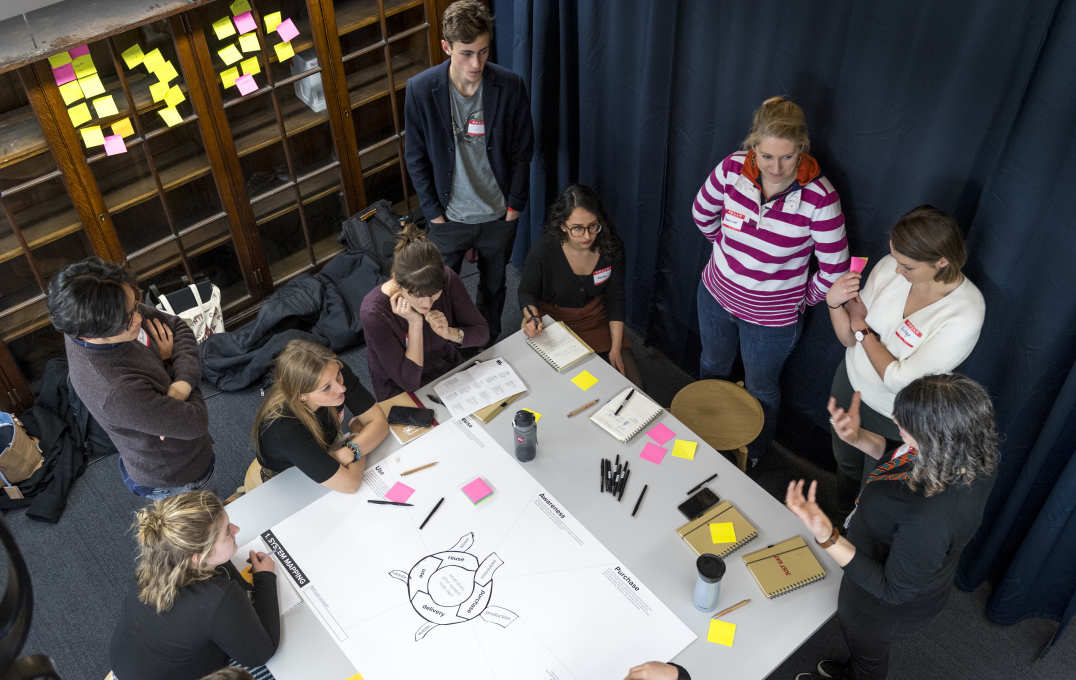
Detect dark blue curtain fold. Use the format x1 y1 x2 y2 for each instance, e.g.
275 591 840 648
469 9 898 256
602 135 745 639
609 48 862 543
492 0 1076 647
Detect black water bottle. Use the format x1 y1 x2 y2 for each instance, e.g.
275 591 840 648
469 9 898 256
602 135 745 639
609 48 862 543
512 410 537 462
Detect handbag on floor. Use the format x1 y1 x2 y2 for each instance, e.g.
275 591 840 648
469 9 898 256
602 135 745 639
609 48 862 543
0 412 43 488
149 281 225 343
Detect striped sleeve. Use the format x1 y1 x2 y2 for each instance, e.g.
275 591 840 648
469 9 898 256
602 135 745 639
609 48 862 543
804 177 849 305
692 161 727 244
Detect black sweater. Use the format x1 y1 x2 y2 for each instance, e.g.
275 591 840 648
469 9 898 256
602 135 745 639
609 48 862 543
517 233 626 322
110 562 280 679
839 466 996 634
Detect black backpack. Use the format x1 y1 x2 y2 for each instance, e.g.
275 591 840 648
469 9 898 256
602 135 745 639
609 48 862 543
338 200 425 275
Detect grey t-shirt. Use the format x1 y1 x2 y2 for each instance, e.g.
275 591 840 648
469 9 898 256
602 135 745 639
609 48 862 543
445 80 506 223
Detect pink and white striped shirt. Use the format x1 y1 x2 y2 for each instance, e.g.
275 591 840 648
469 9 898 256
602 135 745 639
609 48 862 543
693 151 849 326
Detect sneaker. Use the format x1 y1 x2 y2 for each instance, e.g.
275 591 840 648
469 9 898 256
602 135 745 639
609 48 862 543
816 658 849 679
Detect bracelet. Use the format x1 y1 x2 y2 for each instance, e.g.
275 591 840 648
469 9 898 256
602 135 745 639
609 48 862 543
345 440 361 462
826 301 845 309
816 525 840 548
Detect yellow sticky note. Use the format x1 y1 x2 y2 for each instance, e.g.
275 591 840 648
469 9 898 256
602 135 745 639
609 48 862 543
220 66 240 88
671 439 697 460
67 102 91 127
72 54 96 78
154 61 179 84
239 32 260 53
709 522 737 544
111 117 134 138
239 565 254 585
120 44 145 69
264 11 282 32
218 44 243 66
149 81 169 103
521 408 542 423
240 56 260 76
92 95 118 118
707 619 736 647
212 16 237 40
344 674 364 680
164 85 185 108
142 48 164 73
58 80 84 105
158 106 183 127
274 40 295 63
48 53 71 68
571 370 598 391
80 125 105 148
230 0 251 15
78 74 106 98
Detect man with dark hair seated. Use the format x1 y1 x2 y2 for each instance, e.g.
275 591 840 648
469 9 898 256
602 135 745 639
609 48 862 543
48 257 214 499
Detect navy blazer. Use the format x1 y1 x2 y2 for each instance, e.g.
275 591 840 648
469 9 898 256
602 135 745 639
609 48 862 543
404 60 534 222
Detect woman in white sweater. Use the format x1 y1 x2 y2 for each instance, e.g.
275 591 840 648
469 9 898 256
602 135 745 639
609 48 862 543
825 205 985 520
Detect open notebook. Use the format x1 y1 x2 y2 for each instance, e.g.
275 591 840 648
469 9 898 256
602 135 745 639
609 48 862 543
525 320 594 372
590 386 663 443
676 500 759 558
742 535 826 598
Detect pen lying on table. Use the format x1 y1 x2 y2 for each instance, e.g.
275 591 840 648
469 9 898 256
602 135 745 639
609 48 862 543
367 500 413 507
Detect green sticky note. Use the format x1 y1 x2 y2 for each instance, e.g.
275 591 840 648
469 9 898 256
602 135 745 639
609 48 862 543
220 66 240 88
229 0 251 15
238 32 260 53
80 125 105 148
274 40 295 63
67 102 92 127
707 619 736 647
72 54 96 79
58 80 84 105
142 48 164 73
520 408 542 422
149 81 169 103
212 16 237 40
218 44 243 66
78 74 106 98
671 439 697 460
120 44 145 69
240 56 260 76
263 11 282 32
92 94 118 117
709 522 737 544
48 52 72 68
158 106 183 127
164 85 185 108
571 370 598 391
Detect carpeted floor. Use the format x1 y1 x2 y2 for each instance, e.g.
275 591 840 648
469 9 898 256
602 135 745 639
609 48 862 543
5 262 1072 679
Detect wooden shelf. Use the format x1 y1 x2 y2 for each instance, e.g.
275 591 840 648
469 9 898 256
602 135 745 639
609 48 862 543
127 214 231 280
0 205 82 265
0 295 49 343
287 0 424 56
253 164 341 224
0 107 49 172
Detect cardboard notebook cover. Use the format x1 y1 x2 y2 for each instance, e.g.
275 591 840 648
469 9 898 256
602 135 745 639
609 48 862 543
377 392 435 445
525 320 594 372
742 535 826 598
676 500 759 558
471 391 525 423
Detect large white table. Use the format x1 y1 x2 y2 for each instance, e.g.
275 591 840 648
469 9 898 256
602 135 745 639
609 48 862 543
227 326 841 679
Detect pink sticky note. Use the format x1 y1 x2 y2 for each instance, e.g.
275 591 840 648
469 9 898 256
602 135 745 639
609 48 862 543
648 422 676 445
233 11 257 34
275 17 299 42
68 45 90 58
850 256 868 273
462 478 494 504
385 482 415 503
103 134 126 156
53 63 76 85
640 442 667 464
234 73 258 95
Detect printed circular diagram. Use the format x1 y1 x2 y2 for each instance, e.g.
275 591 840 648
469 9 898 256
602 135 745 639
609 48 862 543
389 532 518 640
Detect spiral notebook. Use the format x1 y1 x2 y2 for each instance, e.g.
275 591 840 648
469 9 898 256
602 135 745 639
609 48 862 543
589 386 663 443
742 535 826 598
525 320 594 372
676 500 759 558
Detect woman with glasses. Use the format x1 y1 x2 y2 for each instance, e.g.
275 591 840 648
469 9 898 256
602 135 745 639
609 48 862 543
518 184 641 384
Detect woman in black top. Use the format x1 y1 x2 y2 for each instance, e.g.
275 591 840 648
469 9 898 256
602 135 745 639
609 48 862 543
110 491 279 679
519 184 641 384
786 374 999 680
252 339 388 494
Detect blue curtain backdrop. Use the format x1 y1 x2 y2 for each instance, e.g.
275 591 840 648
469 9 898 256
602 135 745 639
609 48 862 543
492 0 1076 649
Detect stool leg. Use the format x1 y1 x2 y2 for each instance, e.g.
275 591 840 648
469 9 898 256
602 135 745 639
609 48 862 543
736 446 749 472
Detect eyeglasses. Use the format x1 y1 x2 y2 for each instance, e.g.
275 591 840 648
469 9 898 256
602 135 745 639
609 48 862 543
565 222 603 237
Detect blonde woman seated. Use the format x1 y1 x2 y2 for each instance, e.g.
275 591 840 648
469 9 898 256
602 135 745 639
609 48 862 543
252 339 388 494
109 491 278 679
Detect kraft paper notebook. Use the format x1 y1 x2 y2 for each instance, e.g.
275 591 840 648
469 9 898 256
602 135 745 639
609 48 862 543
377 392 435 445
742 535 826 598
589 386 663 443
676 500 759 558
525 320 594 372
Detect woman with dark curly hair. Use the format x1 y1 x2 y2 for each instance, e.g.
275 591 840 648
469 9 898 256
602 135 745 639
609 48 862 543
518 184 640 384
785 373 999 680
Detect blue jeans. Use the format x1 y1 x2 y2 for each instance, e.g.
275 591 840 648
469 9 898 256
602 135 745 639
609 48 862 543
696 281 803 461
118 456 214 501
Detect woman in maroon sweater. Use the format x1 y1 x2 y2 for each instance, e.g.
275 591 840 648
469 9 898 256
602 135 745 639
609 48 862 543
360 222 489 400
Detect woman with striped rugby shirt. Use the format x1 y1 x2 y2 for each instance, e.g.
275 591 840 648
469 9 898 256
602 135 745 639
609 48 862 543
693 96 849 466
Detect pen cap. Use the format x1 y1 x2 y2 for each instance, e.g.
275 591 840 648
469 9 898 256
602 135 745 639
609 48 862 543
696 554 726 583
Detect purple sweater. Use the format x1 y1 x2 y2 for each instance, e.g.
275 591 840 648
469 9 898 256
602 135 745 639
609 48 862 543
359 266 489 400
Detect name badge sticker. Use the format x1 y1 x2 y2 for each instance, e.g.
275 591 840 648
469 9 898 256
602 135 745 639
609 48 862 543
467 118 485 136
722 209 745 231
894 319 924 349
592 266 612 286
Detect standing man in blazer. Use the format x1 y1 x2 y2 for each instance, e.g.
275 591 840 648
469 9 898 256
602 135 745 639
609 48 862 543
405 0 534 343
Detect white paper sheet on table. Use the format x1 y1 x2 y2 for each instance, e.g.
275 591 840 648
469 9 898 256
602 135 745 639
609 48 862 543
231 537 303 614
432 357 527 418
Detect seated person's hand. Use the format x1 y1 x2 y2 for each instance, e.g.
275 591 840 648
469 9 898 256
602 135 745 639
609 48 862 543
424 309 455 341
609 347 626 375
249 550 276 574
625 661 679 680
521 306 543 337
166 380 192 401
146 318 174 360
390 292 423 323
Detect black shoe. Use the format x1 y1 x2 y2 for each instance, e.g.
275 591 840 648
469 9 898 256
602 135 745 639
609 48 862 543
816 658 849 679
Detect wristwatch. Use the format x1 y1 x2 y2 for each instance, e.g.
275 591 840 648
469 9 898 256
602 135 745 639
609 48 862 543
816 525 840 548
854 328 873 343
345 440 361 462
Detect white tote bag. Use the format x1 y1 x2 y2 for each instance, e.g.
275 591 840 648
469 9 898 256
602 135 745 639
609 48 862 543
155 283 225 344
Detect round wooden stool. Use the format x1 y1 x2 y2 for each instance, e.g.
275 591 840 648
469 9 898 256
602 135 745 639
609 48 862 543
670 379 764 471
